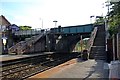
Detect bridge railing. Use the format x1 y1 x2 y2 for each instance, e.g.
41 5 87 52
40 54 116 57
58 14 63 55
86 27 98 53
14 28 43 36
50 24 93 34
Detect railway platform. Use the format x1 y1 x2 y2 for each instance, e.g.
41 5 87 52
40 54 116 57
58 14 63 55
0 52 53 62
29 58 109 79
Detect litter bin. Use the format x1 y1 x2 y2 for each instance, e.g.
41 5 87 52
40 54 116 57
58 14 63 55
82 50 88 60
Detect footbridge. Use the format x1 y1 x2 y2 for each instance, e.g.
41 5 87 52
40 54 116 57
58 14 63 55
9 24 94 54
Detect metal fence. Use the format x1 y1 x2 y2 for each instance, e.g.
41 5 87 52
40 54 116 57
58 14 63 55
14 29 43 36
112 33 120 60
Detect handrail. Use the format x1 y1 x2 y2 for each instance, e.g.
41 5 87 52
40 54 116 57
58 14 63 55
8 41 26 54
19 33 44 52
86 27 98 53
21 31 50 53
14 28 42 35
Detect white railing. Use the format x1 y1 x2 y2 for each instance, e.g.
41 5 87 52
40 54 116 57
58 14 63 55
15 28 42 35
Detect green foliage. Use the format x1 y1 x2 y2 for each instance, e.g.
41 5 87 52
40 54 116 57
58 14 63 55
19 26 32 30
74 39 89 52
108 14 120 36
108 1 120 36
94 17 104 25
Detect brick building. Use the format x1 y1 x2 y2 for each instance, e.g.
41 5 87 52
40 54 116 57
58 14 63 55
0 15 11 54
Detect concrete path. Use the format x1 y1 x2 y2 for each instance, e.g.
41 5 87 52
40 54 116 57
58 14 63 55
49 59 109 79
29 58 109 79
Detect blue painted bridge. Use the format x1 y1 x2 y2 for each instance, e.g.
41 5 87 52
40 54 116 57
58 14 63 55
9 24 94 54
14 24 93 36
51 24 93 34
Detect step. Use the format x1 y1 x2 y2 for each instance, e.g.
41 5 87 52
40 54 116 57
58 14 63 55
90 53 106 57
90 51 106 54
94 57 106 60
93 42 106 46
91 46 105 50
94 54 106 57
94 56 106 60
90 50 105 53
94 38 105 41
89 54 106 60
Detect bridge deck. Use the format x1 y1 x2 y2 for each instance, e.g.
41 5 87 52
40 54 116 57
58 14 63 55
15 24 93 36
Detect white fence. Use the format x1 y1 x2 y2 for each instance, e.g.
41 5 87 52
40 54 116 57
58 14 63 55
15 29 42 36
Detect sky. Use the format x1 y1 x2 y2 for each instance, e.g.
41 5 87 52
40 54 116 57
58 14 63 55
1 0 108 29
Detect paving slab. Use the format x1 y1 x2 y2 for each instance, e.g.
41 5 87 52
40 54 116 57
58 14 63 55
49 59 109 79
29 58 109 79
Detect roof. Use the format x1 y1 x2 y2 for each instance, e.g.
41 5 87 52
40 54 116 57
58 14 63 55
0 15 11 26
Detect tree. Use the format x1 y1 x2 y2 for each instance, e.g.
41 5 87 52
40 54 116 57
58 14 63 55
19 26 32 30
94 16 104 25
108 1 120 36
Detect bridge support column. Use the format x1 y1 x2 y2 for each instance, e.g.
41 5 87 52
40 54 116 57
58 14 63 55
45 34 56 52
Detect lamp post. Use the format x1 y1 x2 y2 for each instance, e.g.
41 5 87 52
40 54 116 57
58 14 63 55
104 0 111 60
53 20 58 28
80 35 83 52
90 16 95 24
40 18 43 29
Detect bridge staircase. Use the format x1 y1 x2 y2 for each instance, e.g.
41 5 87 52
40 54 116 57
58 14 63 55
8 31 50 54
88 24 106 60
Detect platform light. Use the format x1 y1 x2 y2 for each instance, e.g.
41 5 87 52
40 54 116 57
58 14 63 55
2 37 7 50
3 38 6 45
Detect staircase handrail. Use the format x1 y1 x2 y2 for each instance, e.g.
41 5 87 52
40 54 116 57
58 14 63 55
86 27 98 53
8 41 26 53
20 30 51 53
8 30 50 54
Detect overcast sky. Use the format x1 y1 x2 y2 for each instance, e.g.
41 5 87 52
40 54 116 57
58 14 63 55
1 0 107 29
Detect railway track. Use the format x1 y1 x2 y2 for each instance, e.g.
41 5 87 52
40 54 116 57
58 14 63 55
1 52 78 80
